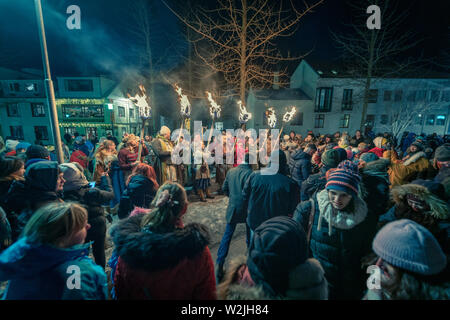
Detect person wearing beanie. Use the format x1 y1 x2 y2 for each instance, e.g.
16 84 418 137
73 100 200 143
368 137 389 159
60 162 114 269
289 143 316 188
243 150 300 232
110 182 216 300
378 180 450 254
350 130 365 148
300 148 342 201
364 219 449 300
388 139 435 187
2 161 65 241
433 144 450 199
25 144 51 168
333 147 349 162
217 216 328 300
294 160 377 299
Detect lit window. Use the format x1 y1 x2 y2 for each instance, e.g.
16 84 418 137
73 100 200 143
436 115 446 126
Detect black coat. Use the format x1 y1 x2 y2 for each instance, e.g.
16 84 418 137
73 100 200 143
222 164 253 224
300 166 328 201
289 150 312 187
118 174 157 219
242 171 300 230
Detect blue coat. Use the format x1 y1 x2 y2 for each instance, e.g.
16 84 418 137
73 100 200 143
0 238 108 300
289 150 312 187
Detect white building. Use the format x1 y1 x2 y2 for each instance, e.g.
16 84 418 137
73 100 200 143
246 60 450 138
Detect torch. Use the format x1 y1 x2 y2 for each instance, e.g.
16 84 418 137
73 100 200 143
128 84 151 163
260 107 277 155
205 91 221 149
275 106 297 148
238 100 252 131
174 84 191 143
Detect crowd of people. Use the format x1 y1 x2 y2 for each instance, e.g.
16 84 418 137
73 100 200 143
0 126 448 300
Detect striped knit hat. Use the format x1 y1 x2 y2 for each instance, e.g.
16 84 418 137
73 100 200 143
326 160 360 197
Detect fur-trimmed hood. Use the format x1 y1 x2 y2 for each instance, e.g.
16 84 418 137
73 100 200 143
110 213 210 272
403 151 427 166
392 184 449 220
218 256 328 300
361 158 390 174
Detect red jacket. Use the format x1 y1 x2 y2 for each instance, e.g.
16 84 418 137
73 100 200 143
70 150 88 168
111 214 216 300
368 147 384 158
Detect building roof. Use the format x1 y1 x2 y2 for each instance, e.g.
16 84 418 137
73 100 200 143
0 67 42 80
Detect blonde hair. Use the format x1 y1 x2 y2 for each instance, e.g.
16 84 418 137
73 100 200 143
22 202 88 246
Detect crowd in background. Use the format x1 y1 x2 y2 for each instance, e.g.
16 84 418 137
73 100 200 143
0 126 449 300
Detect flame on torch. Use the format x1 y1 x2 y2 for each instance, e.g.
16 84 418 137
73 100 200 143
128 84 151 119
206 91 221 119
238 100 252 123
266 107 277 128
283 106 297 123
175 84 191 118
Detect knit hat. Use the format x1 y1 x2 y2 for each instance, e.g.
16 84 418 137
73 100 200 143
74 136 85 144
360 152 379 163
321 149 340 168
15 142 31 151
372 219 447 276
334 147 348 162
373 137 387 149
434 144 450 162
411 141 424 151
160 126 171 136
283 135 290 141
5 139 19 152
247 216 307 296
326 160 361 197
26 145 50 160
59 162 89 191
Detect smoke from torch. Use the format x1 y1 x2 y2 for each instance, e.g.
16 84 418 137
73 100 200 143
238 100 252 123
128 84 151 119
206 91 221 119
175 84 191 117
266 107 277 128
283 106 297 123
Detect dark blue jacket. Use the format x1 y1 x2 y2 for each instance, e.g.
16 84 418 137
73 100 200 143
289 150 312 187
222 164 253 224
118 174 156 219
243 171 300 230
0 237 108 299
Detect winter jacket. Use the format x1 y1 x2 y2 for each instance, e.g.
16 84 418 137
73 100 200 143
0 237 108 300
110 214 216 300
300 166 329 201
118 174 157 219
293 189 375 300
70 150 89 169
350 136 365 148
289 150 312 187
222 164 254 224
218 256 328 300
0 207 11 252
388 151 436 187
242 171 300 230
401 132 416 154
24 158 48 169
118 146 148 172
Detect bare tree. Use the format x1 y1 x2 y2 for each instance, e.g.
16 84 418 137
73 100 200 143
331 0 424 132
162 0 324 104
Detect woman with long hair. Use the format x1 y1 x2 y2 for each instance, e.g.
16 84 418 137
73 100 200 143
110 182 216 299
0 202 108 299
93 139 117 185
118 163 159 219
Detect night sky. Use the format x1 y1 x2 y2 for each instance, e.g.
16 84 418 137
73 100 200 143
0 0 448 77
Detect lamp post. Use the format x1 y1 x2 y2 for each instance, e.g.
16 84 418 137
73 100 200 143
34 0 64 163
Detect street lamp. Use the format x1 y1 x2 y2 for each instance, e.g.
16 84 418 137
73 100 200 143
34 0 64 163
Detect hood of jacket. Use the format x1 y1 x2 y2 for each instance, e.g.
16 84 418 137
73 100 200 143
0 237 90 280
25 161 59 192
110 213 210 272
127 174 155 196
24 158 48 169
403 151 427 166
391 184 449 220
361 158 390 173
291 150 311 161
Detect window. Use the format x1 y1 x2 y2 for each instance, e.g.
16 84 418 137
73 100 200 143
442 91 450 102
25 83 37 92
416 90 427 101
415 114 424 125
342 89 353 110
429 90 440 102
426 115 435 126
64 127 77 135
368 89 378 103
340 114 350 128
64 79 93 92
291 112 303 126
129 108 134 119
7 103 20 117
380 114 389 125
384 90 392 101
31 103 45 117
394 90 403 101
436 115 446 126
366 115 375 127
10 126 24 139
62 105 104 119
86 127 98 139
118 106 125 118
315 114 325 128
9 83 20 92
315 87 333 112
407 90 416 102
34 126 49 140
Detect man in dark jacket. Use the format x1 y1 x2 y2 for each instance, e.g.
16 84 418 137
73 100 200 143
242 150 300 232
289 144 316 188
24 145 51 168
215 153 253 283
433 144 450 201
118 174 157 220
300 148 343 201
60 162 114 269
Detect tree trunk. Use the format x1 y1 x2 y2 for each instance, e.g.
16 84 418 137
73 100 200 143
359 30 376 132
239 0 247 107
